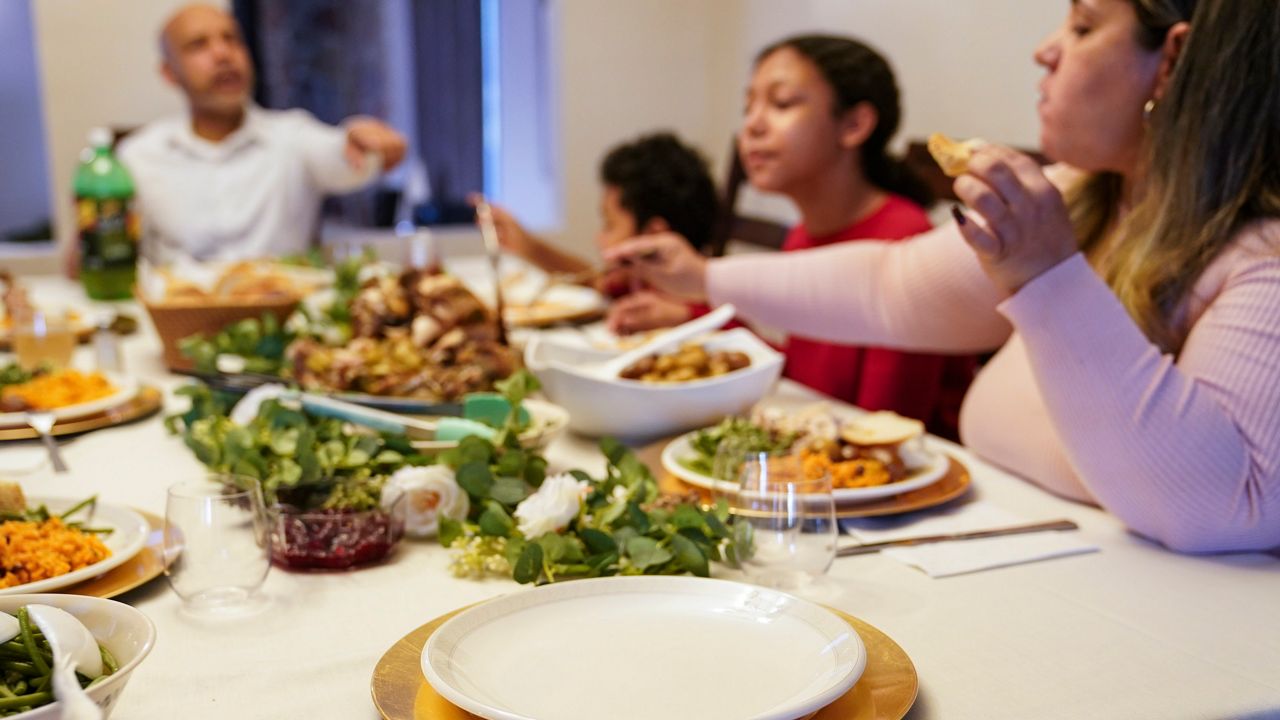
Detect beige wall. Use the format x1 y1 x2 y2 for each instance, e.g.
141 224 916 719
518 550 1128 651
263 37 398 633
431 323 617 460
30 1 1065 262
546 0 1064 249
32 0 219 259
549 0 742 259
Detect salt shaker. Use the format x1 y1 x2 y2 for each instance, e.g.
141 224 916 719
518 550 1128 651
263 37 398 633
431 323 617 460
93 318 123 373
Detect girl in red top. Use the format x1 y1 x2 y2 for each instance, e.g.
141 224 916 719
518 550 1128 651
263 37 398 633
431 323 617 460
741 34 974 438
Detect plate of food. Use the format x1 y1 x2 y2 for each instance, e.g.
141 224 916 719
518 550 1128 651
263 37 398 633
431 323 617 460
0 367 139 427
446 256 608 328
0 488 150 595
421 576 866 720
662 407 949 503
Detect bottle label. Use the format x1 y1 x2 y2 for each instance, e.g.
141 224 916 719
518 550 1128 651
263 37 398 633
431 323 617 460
78 196 139 270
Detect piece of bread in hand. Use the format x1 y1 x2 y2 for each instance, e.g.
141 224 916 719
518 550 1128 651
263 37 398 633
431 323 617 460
927 133 981 177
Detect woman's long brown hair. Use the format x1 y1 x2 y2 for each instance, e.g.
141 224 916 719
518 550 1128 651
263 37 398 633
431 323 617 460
1070 0 1280 352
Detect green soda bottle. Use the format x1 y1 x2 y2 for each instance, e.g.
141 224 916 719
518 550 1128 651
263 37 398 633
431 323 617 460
75 127 138 300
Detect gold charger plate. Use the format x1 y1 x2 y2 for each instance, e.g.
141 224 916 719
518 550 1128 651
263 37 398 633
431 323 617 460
371 604 917 720
63 510 165 599
640 440 971 519
0 385 163 440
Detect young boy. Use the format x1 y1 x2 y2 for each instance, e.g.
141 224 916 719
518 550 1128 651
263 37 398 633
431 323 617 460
483 132 719 333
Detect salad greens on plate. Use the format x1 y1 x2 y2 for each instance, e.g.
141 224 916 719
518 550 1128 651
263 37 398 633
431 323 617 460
680 416 799 477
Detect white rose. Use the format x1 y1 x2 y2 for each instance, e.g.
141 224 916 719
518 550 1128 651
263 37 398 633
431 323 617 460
386 465 470 538
514 473 590 539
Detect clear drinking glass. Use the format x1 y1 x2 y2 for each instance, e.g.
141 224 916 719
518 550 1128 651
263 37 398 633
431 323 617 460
164 476 270 616
710 435 758 507
728 452 836 591
12 308 75 369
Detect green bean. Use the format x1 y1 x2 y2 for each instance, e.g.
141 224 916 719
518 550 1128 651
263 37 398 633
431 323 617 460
100 644 118 675
57 495 97 520
0 662 36 676
0 608 111 715
14 609 47 677
0 690 52 711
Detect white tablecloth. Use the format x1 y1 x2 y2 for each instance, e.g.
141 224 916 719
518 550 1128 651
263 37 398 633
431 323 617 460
6 277 1280 720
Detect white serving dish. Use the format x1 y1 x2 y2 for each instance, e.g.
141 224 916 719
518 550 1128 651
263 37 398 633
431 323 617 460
0 498 149 595
524 328 784 439
0 593 156 719
422 576 865 720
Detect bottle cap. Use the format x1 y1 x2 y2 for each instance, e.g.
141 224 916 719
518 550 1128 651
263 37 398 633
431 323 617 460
87 127 113 149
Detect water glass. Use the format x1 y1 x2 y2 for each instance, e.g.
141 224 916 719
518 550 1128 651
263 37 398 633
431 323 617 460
12 308 75 369
728 452 836 590
164 476 270 616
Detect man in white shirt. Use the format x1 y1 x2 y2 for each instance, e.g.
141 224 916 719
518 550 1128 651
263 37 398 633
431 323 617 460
117 3 407 263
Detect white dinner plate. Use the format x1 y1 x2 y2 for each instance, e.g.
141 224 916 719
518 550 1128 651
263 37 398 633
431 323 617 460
422 576 866 720
662 429 949 503
0 496 149 595
445 256 608 328
0 372 139 427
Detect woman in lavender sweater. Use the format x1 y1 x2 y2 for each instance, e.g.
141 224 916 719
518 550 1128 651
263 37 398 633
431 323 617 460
607 0 1280 554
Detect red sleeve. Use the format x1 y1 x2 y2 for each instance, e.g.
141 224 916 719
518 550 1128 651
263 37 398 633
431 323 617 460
852 348 946 422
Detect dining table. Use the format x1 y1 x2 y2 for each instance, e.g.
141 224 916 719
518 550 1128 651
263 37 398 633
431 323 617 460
5 273 1280 720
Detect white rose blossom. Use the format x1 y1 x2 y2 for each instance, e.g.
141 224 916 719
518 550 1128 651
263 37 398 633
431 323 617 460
386 465 470 538
514 473 591 539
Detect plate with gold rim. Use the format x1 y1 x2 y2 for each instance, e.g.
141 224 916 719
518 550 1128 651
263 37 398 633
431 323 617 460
0 496 149 595
371 587 917 720
0 385 163 441
63 509 166 599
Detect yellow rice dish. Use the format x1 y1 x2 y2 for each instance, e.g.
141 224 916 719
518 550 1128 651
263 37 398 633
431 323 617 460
0 517 111 588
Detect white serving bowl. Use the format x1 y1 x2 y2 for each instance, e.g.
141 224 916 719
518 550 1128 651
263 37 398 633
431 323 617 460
525 327 784 439
0 594 156 719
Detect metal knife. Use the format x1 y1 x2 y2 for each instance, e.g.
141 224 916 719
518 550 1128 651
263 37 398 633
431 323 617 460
837 519 1079 557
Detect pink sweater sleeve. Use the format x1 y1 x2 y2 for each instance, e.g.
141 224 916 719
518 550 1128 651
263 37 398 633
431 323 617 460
1000 247 1280 553
706 223 1011 353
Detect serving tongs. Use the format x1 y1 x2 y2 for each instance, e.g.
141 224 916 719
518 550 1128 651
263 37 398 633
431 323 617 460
473 198 509 346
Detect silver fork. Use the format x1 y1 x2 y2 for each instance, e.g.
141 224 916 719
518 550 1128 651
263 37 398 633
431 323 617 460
25 411 69 473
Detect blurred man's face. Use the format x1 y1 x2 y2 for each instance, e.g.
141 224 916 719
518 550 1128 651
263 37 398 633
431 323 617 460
161 6 254 116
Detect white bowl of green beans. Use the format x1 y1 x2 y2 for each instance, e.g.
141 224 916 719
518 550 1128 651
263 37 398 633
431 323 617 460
0 594 155 718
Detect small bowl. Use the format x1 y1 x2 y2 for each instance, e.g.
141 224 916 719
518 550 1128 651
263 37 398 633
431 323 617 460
0 594 156 719
268 490 406 571
525 327 784 439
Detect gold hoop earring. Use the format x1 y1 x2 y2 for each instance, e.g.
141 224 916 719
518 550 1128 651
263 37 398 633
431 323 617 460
1143 99 1157 125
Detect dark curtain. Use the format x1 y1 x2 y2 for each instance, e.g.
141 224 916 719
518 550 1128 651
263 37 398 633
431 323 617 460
411 0 484 210
232 0 486 226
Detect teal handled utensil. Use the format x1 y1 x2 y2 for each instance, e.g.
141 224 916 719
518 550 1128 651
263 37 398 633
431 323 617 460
296 392 499 442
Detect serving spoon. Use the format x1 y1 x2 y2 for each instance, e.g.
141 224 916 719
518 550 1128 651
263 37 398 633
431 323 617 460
594 303 738 379
25 604 104 720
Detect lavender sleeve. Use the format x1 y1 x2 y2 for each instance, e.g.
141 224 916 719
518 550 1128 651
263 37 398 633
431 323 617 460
706 222 1011 353
1000 250 1280 553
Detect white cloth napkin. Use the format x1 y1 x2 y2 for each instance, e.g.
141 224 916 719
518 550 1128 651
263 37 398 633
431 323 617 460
840 500 1098 578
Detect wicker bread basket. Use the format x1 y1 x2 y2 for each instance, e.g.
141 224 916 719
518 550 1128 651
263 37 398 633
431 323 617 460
142 295 298 371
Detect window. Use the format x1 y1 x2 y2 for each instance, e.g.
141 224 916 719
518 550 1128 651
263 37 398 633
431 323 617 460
233 0 558 231
0 0 53 246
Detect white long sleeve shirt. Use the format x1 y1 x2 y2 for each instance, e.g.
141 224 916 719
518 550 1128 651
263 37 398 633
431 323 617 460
118 106 379 263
